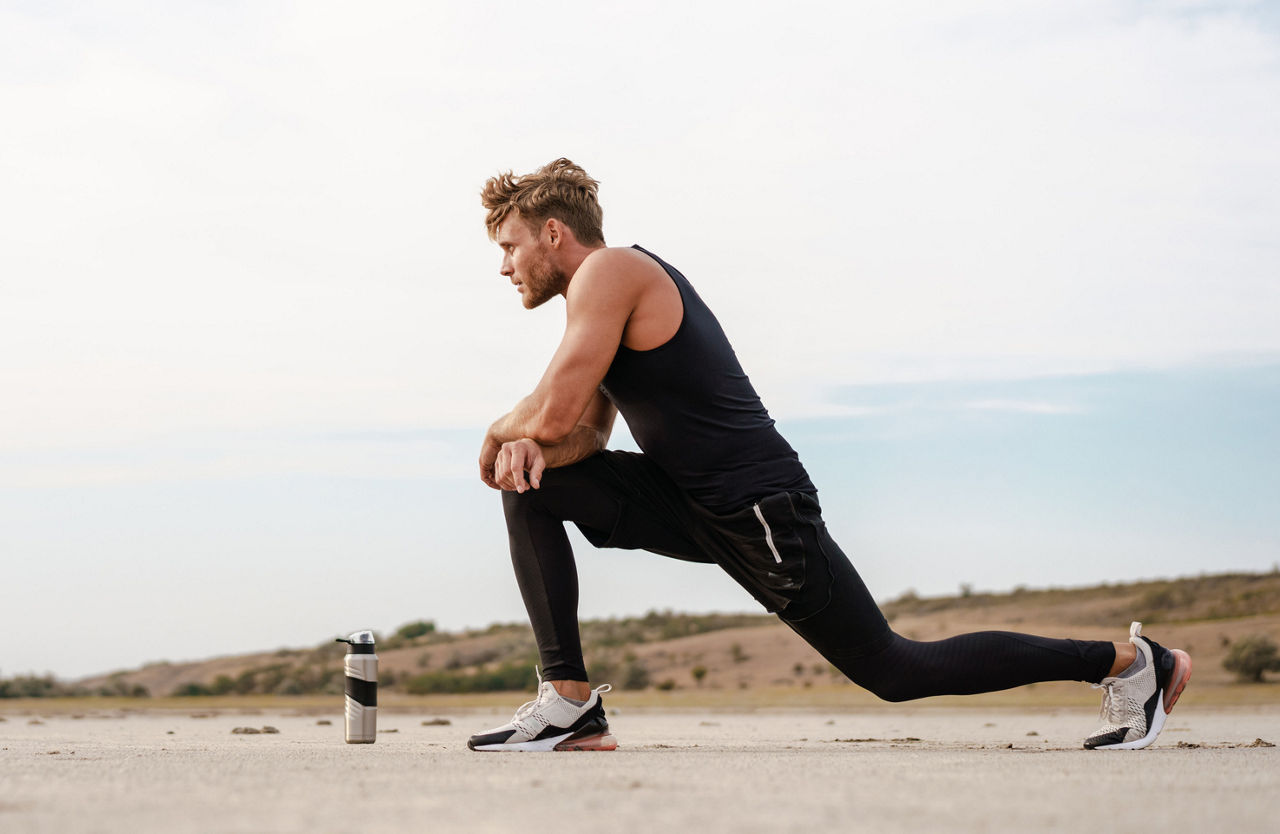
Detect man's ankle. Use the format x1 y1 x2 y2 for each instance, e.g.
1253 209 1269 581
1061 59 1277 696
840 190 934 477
1107 641 1137 677
550 679 591 702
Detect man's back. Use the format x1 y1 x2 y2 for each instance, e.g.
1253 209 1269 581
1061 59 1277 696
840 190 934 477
599 246 814 513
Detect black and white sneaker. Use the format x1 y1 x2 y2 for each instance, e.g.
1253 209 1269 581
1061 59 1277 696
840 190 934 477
1084 621 1192 750
467 675 617 752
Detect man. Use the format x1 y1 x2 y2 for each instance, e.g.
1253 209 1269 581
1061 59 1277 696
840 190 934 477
467 158 1192 753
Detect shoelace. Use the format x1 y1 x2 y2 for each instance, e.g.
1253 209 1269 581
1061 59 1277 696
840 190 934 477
510 667 548 722
508 672 613 726
1091 680 1122 725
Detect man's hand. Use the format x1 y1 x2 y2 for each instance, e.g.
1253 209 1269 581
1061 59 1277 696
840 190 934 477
494 438 546 493
479 435 501 490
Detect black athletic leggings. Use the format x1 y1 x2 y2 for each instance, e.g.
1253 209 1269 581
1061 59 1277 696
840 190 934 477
501 451 1114 700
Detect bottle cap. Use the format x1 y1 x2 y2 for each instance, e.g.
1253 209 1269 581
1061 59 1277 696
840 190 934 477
335 630 376 653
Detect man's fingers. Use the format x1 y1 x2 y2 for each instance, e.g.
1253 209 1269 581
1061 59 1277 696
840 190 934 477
509 444 529 493
495 447 512 488
491 439 546 493
479 456 500 490
529 453 546 490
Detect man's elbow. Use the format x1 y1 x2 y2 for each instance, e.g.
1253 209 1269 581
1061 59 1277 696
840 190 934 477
529 428 572 446
527 410 577 446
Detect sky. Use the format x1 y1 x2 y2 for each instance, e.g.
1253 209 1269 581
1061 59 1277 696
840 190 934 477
1 1 1278 680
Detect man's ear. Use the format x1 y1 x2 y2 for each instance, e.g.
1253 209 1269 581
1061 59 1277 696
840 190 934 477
544 218 561 249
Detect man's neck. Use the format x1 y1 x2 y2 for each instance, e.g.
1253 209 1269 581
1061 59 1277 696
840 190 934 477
559 243 609 287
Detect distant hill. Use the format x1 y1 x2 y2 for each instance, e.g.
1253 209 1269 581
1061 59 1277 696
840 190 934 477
71 571 1280 697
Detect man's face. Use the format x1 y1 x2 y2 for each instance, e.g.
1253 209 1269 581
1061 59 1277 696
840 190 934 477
496 214 565 310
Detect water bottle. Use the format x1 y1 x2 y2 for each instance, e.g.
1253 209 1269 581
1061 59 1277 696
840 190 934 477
336 630 377 743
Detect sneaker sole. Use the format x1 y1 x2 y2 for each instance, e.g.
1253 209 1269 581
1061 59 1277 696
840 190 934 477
470 731 619 752
554 732 617 751
1094 648 1192 751
1163 649 1192 713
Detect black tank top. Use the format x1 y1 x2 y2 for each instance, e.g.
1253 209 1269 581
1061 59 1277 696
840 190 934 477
599 246 816 513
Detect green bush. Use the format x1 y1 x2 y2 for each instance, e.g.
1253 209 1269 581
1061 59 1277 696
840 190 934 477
621 661 650 691
1223 635 1280 683
383 620 439 649
403 663 538 695
165 662 342 697
0 674 84 698
95 677 150 698
395 620 436 641
586 656 620 684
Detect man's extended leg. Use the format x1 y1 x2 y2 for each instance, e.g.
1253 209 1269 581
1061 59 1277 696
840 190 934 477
774 505 1191 747
779 514 1119 697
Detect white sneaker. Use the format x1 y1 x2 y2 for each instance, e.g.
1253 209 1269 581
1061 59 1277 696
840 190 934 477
467 673 617 752
1084 621 1192 750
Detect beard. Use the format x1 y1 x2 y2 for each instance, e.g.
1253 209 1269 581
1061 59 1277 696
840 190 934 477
519 247 567 309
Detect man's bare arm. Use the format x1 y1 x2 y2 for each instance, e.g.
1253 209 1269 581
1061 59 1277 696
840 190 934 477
486 250 642 447
484 392 616 492
539 392 617 467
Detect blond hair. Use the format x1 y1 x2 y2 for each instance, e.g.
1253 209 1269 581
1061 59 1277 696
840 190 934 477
481 158 605 246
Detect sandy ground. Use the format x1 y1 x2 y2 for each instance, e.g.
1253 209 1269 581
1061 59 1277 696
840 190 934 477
2 705 1278 833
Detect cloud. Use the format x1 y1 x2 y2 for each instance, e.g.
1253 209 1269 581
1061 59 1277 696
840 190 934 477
0 430 474 489
1 1 1277 453
962 399 1084 415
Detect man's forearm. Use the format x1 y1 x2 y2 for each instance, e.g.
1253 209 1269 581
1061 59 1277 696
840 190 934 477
486 401 532 445
483 416 605 479
487 396 544 446
538 424 607 468
485 389 615 480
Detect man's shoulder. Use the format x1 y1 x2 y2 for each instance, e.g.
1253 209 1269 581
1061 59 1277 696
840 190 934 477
569 246 668 300
579 245 662 274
